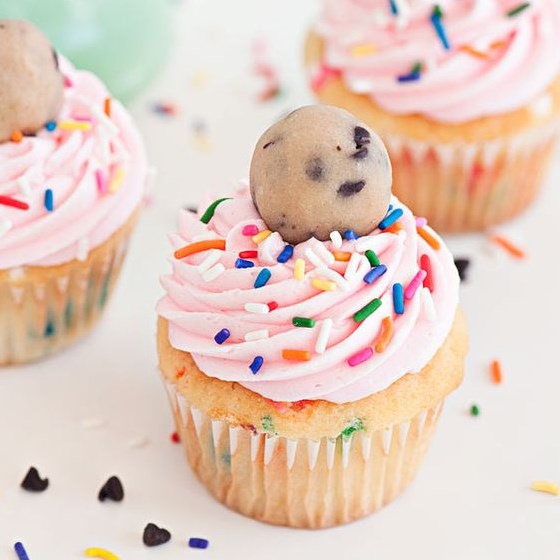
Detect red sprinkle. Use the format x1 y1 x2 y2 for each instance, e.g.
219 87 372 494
242 225 259 236
239 250 258 259
0 195 29 211
267 301 279 312
311 64 342 92
420 254 434 292
170 431 180 444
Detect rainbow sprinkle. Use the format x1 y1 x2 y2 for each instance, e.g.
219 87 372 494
267 301 279 311
0 195 29 211
59 120 92 131
315 318 333 354
44 188 54 212
430 4 451 50
353 298 382 323
245 302 269 314
389 0 398 15
365 249 380 267
490 359 503 384
348 347 374 367
277 244 294 263
174 239 226 259
417 227 441 250
530 481 559 496
490 234 525 259
311 278 337 291
214 329 230 345
109 168 125 193
239 250 258 259
330 230 343 248
378 208 403 230
404 269 427 300
235 258 254 269
344 229 358 240
363 264 387 284
375 317 394 353
507 3 530 17
254 268 271 288
351 43 377 57
242 224 259 236
252 229 272 244
45 120 57 132
333 250 352 262
95 169 108 194
249 356 264 374
393 283 404 314
189 538 210 550
292 317 316 328
14 542 30 560
200 197 231 224
420 254 434 291
294 258 306 280
282 349 311 361
85 548 120 560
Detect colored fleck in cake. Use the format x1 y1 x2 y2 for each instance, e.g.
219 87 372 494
157 106 468 528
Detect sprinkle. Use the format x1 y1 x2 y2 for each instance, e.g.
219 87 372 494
415 216 428 228
254 268 271 288
344 252 363 280
460 45 490 60
58 120 93 131
98 476 124 502
384 222 403 234
351 43 377 57
365 249 380 267
292 317 316 328
85 547 120 560
333 250 352 262
340 418 365 438
200 197 231 224
21 467 49 492
363 264 388 284
253 229 272 244
489 234 525 259
490 359 503 384
0 219 12 238
95 169 108 194
152 102 178 116
197 250 222 273
235 258 255 269
277 244 294 263
14 542 30 560
389 0 398 15
305 247 326 268
143 523 171 547
353 298 382 323
170 431 180 443
375 317 393 353
104 97 112 117
202 263 225 282
249 356 264 374
344 229 358 240
294 258 306 280
315 318 333 354
282 349 311 361
420 254 434 291
330 230 343 248
174 239 226 259
242 224 259 236
10 129 23 143
45 120 57 132
397 71 421 83
311 278 337 291
0 195 29 210
312 241 335 265
109 168 125 193
214 328 231 344
348 347 374 367
430 5 451 50
417 227 441 250
530 481 560 496
378 208 403 230
245 329 269 341
470 404 480 417
404 269 427 300
393 283 404 314
189 538 209 550
421 287 436 321
239 250 258 259
245 302 269 314
454 257 470 281
507 2 530 17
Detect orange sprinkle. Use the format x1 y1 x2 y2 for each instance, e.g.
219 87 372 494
490 234 525 259
417 227 441 250
10 129 23 143
490 40 507 50
174 239 226 260
175 367 186 380
332 250 352 262
374 317 393 353
104 97 112 117
384 222 403 234
460 45 489 59
490 360 503 384
282 349 311 362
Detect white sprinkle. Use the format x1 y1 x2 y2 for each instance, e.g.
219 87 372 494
312 240 335 265
422 288 436 321
316 267 350 292
244 329 269 342
355 238 377 252
16 176 32 197
530 93 552 118
304 247 325 269
197 250 222 274
77 237 89 262
81 417 105 429
0 219 12 238
244 302 269 314
128 436 150 449
329 231 343 249
344 252 363 280
315 318 333 354
202 263 225 282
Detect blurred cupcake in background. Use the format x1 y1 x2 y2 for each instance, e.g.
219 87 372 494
0 20 147 365
306 0 560 232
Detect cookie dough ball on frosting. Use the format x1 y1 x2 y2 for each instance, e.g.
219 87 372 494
0 20 64 142
250 105 392 245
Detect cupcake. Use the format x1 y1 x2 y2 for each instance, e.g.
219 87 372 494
306 0 560 232
157 106 468 528
0 21 147 364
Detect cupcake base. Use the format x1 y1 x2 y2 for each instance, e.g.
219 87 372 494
0 210 139 365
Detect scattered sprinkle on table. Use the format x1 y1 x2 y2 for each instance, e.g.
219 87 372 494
200 198 231 224
489 234 525 259
171 431 181 444
143 523 171 547
454 257 470 281
98 476 124 502
353 298 382 323
21 467 49 492
254 268 271 288
151 102 178 116
14 542 30 560
85 547 120 560
249 356 264 374
507 2 531 18
530 480 559 496
189 537 209 550
174 239 226 260
490 360 503 384
470 404 480 417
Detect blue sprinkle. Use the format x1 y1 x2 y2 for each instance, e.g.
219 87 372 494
344 229 358 240
45 121 57 132
254 268 271 288
277 244 294 263
378 208 403 230
44 320 55 338
249 356 264 375
387 204 393 212
393 283 404 314
14 542 30 560
214 328 230 345
363 264 388 284
389 0 398 15
44 188 54 212
397 72 421 83
431 9 451 50
189 538 209 550
235 258 254 269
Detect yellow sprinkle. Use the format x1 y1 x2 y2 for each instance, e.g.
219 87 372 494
351 43 377 57
311 278 337 292
294 258 305 280
58 121 93 131
109 167 125 193
252 229 272 244
85 547 120 560
530 481 560 496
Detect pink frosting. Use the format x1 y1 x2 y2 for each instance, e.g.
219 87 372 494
0 58 147 269
315 0 560 123
157 187 459 404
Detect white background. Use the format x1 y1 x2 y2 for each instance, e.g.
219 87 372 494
1 1 560 558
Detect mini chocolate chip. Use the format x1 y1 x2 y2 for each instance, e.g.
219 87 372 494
21 467 49 492
454 258 471 281
263 141 274 149
184 205 198 213
305 157 325 182
98 476 124 502
338 180 365 197
143 523 171 547
336 145 341 151
352 147 368 159
354 126 371 147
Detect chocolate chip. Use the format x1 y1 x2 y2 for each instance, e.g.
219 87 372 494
352 147 368 159
454 258 470 281
305 157 325 182
21 467 49 492
184 205 198 213
337 180 365 197
336 145 341 151
98 476 124 502
143 523 171 547
354 126 371 148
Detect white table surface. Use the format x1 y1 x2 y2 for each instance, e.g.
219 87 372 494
1 1 559 559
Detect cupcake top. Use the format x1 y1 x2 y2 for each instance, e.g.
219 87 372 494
0 21 147 270
314 0 560 123
158 106 459 404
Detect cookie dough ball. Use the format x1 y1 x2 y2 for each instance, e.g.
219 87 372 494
250 105 392 245
0 20 64 142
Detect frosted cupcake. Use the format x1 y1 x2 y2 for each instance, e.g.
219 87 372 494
0 21 147 364
157 106 468 528
306 0 560 232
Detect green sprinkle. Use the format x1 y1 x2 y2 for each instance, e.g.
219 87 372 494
365 249 380 267
353 298 382 323
470 404 480 417
433 4 443 18
340 418 365 439
410 61 423 75
292 317 316 328
262 415 276 434
200 197 231 224
507 2 530 17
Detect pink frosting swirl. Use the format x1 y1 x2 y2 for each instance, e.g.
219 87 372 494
157 187 459 404
315 0 560 123
0 58 147 269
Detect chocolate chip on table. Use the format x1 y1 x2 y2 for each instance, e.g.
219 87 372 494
98 475 125 502
143 523 171 547
21 467 49 492
454 258 471 281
